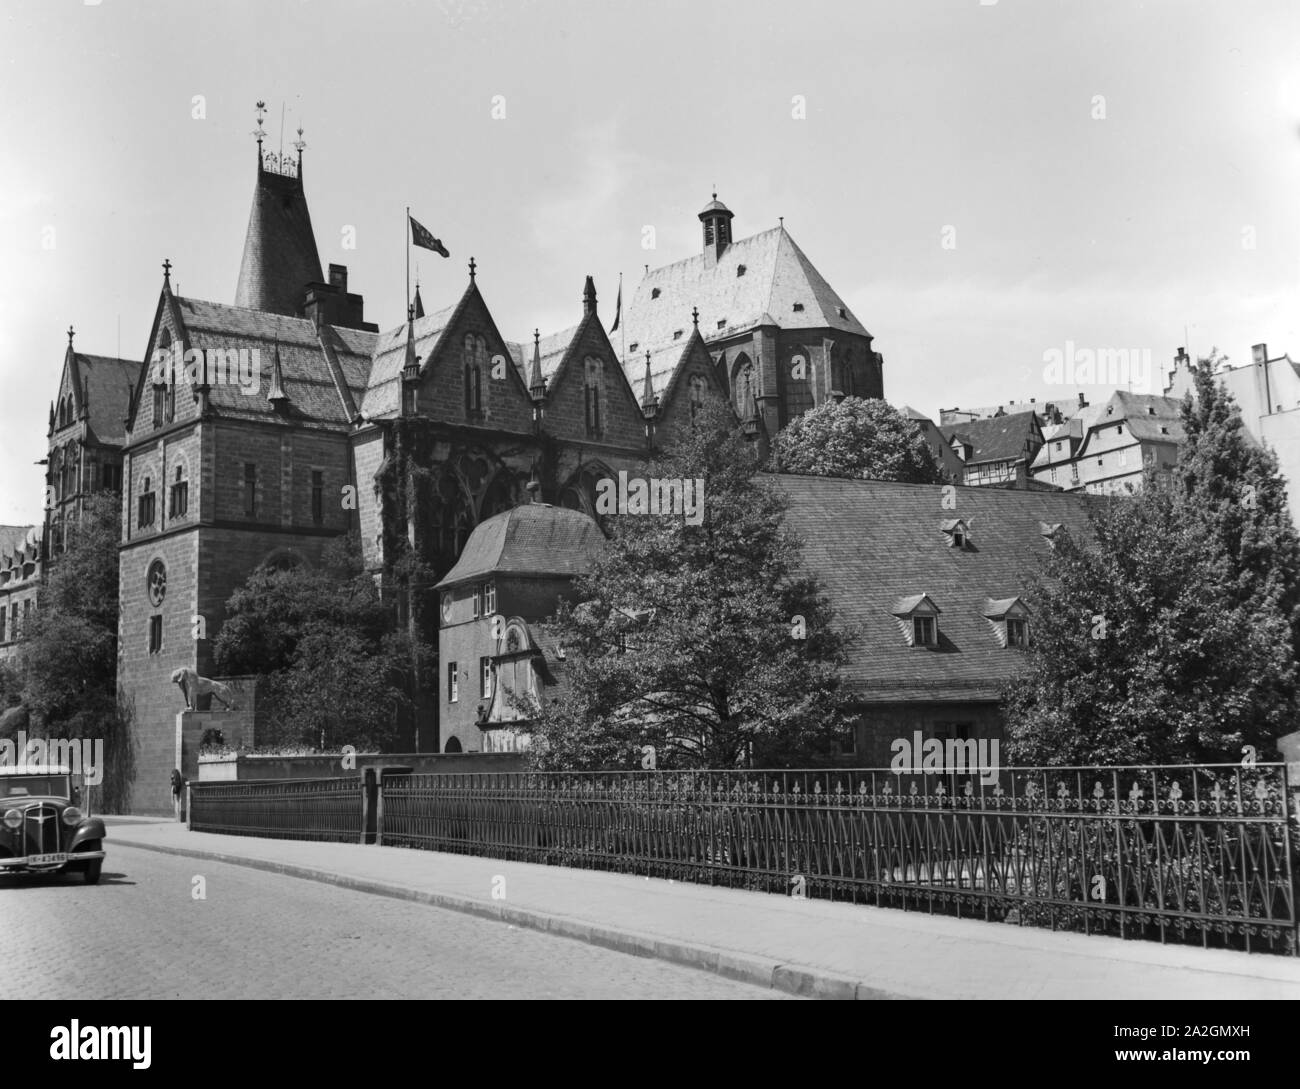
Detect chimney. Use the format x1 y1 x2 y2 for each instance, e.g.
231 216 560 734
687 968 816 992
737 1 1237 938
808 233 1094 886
1252 343 1268 365
1078 392 1086 408
329 264 348 292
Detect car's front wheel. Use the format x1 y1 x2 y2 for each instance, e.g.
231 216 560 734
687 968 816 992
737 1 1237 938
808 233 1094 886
76 841 103 885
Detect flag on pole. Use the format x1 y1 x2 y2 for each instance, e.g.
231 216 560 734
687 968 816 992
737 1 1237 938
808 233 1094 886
409 215 449 258
609 273 622 333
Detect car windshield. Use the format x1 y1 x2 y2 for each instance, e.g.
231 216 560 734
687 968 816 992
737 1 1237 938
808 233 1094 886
0 776 70 800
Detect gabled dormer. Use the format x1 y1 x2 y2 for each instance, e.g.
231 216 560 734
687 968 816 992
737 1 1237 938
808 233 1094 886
982 596 1032 648
891 593 941 647
940 517 972 549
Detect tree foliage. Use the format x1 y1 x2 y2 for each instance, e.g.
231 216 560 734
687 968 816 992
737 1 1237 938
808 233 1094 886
17 492 134 810
521 396 857 770
213 535 427 750
770 396 945 484
1005 358 1300 765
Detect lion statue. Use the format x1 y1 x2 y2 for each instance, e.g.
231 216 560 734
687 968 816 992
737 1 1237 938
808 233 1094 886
171 668 237 711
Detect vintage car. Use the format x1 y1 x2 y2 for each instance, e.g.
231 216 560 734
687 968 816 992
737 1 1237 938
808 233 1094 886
0 765 106 883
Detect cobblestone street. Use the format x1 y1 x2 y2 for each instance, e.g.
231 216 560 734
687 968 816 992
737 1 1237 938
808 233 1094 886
0 843 788 999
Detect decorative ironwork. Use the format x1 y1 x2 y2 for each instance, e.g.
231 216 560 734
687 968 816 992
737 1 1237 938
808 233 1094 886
190 777 362 843
260 149 298 178
376 764 1297 956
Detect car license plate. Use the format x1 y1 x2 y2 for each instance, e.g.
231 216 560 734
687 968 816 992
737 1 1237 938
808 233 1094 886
26 853 68 865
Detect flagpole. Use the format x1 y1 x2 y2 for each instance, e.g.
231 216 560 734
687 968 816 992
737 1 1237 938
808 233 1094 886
619 271 625 364
405 205 411 318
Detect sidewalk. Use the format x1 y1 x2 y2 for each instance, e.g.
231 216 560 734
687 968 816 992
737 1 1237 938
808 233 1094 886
103 816 1300 1000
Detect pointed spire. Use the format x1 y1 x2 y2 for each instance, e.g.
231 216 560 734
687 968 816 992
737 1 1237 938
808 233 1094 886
403 304 419 380
47 401 55 434
641 350 657 419
413 279 425 320
235 106 323 316
583 276 597 316
267 336 288 406
529 328 545 401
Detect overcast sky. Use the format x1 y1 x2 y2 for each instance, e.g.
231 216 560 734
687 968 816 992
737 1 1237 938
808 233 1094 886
1 0 1298 524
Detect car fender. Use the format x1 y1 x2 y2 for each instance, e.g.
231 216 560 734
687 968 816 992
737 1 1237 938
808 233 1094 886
68 818 106 850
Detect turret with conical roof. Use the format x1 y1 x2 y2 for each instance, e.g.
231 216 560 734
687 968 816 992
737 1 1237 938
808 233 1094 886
234 103 324 317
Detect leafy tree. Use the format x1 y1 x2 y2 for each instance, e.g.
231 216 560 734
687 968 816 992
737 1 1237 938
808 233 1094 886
770 396 945 483
213 535 427 750
1005 359 1300 765
1176 354 1300 653
18 492 134 810
521 396 856 770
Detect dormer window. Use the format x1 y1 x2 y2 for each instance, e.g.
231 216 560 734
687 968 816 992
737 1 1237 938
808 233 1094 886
792 302 805 313
941 518 971 548
891 593 941 648
673 330 683 340
736 264 747 277
1147 406 1155 415
983 597 1031 648
716 319 726 329
1039 521 1062 549
651 288 661 300
837 307 847 318
629 342 638 353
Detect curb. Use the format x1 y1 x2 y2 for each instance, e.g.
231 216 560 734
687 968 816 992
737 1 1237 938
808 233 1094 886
108 834 908 1000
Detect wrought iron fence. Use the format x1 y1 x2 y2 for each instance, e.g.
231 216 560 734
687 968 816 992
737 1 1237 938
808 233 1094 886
380 764 1297 955
190 777 363 843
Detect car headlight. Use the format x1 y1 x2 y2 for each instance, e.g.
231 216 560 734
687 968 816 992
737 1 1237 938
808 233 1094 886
61 806 82 826
2 809 20 830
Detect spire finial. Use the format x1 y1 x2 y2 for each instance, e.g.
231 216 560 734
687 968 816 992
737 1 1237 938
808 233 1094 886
691 306 699 328
469 256 477 281
408 303 415 322
293 122 306 156
67 325 75 348
253 100 267 148
162 258 172 284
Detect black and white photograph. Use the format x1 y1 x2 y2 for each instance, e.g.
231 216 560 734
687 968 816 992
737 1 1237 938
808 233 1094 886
1 0 1298 1048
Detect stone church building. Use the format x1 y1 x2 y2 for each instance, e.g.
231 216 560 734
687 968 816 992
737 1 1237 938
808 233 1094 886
14 118 876 811
102 123 876 811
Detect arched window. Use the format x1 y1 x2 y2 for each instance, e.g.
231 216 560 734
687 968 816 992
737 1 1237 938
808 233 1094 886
584 357 604 437
169 464 189 519
444 736 463 753
731 355 756 417
464 334 484 418
688 375 708 423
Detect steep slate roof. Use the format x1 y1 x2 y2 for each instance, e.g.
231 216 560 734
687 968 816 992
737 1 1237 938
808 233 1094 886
435 504 606 588
360 303 457 420
773 474 1094 701
620 226 868 377
0 526 35 558
234 158 324 317
73 354 142 443
171 297 374 426
940 409 1041 466
505 324 581 389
